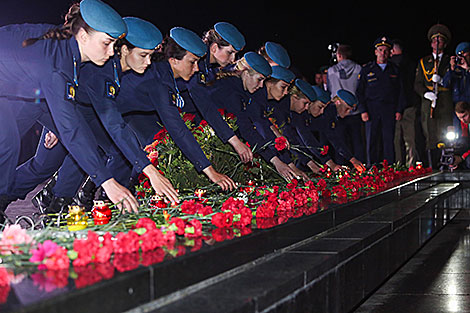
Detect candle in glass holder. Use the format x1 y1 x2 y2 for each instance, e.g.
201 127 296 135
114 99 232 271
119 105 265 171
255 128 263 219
92 200 112 225
66 205 88 231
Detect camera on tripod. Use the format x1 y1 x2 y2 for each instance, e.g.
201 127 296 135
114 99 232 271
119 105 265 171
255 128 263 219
438 126 465 171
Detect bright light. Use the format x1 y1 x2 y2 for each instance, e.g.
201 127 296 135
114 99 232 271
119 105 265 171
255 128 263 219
446 131 457 141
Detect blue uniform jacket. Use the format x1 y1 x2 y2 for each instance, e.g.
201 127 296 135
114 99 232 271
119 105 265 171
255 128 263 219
207 76 278 162
290 111 332 165
269 96 315 165
74 55 151 173
313 103 353 161
116 61 211 172
176 52 235 143
0 23 112 185
356 61 407 115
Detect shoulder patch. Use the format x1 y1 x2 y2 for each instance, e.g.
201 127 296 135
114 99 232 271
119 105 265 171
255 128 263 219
65 82 76 101
105 81 117 99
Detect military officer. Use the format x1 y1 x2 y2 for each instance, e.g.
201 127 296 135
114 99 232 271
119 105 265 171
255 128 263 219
414 24 453 168
357 36 406 166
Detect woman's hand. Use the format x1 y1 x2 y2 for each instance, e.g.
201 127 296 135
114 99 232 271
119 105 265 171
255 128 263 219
270 156 297 181
44 131 59 149
101 178 139 213
143 165 179 204
288 162 309 180
203 165 237 191
228 136 253 163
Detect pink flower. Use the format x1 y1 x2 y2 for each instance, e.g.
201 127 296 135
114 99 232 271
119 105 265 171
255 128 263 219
0 224 33 255
29 240 69 271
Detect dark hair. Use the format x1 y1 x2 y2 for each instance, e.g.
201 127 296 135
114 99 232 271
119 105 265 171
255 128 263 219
114 38 136 56
337 44 353 59
455 101 470 113
22 2 93 47
392 39 405 52
152 36 187 62
202 28 230 49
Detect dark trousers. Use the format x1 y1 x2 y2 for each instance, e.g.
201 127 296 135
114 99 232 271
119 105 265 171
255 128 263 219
365 112 396 166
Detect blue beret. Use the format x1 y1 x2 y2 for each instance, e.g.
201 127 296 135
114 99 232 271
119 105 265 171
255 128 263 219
271 66 295 83
123 17 162 50
244 52 272 77
337 89 357 107
456 42 470 55
294 79 316 102
80 0 126 39
374 36 392 48
312 85 330 104
214 22 245 51
265 42 291 68
170 27 206 57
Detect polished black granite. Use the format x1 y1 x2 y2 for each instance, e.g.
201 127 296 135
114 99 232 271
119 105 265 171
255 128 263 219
354 210 470 313
2 172 466 313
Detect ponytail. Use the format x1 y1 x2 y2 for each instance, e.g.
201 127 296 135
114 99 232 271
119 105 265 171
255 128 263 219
23 2 93 47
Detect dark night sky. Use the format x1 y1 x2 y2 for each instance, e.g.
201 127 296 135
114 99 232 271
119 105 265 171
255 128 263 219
1 0 468 81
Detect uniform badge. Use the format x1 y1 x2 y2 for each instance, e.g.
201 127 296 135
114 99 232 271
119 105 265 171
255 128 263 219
287 117 291 124
198 72 206 85
241 98 251 111
170 92 177 106
331 122 335 129
106 82 117 99
170 91 184 108
65 82 75 100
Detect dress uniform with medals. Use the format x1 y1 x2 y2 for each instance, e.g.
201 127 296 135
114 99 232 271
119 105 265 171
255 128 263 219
414 24 453 168
0 0 127 218
356 36 406 166
11 17 163 212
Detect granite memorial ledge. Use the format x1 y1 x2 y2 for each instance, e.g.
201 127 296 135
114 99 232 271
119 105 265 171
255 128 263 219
2 171 467 313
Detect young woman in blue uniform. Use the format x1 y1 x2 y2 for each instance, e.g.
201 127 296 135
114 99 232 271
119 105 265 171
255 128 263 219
293 86 366 172
208 52 299 180
253 66 309 179
266 77 325 174
117 27 237 191
11 16 179 214
0 0 146 220
176 22 253 164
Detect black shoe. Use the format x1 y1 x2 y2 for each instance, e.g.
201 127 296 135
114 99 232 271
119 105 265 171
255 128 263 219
43 196 74 215
0 195 13 226
32 174 58 210
74 177 97 208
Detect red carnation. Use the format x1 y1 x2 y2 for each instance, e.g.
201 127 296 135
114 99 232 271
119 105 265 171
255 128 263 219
182 113 195 122
274 136 288 151
135 217 157 232
169 217 186 235
320 145 329 156
211 212 233 228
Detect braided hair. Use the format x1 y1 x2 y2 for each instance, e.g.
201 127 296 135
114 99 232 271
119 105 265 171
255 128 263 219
22 2 93 47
